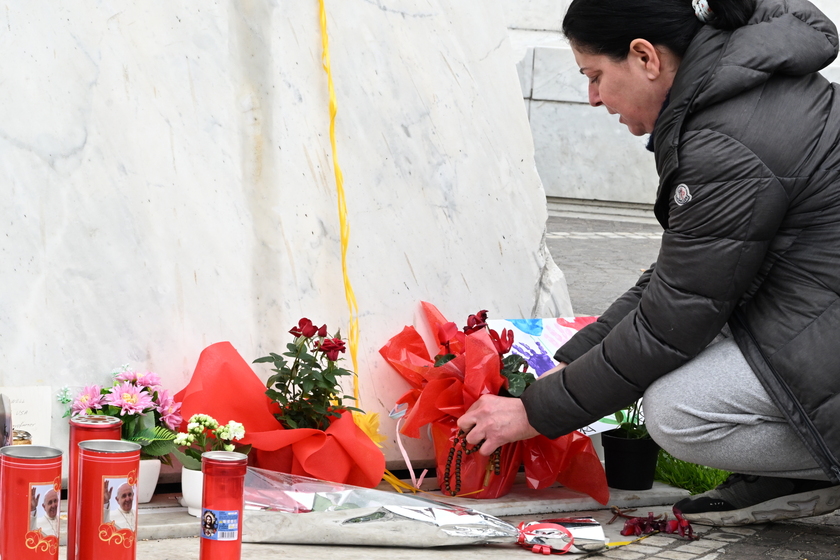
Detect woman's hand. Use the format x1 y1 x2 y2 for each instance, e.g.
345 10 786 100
456 394 539 456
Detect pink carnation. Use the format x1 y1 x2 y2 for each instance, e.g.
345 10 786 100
156 389 183 431
71 385 104 415
115 370 139 383
136 371 162 388
104 381 155 416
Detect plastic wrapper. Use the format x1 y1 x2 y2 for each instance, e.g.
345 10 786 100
380 302 609 503
241 468 607 553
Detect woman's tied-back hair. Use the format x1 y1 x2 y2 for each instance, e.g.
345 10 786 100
563 0 757 60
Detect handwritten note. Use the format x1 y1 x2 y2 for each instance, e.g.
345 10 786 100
0 386 53 446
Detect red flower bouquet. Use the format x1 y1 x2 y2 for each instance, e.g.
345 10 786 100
380 302 608 503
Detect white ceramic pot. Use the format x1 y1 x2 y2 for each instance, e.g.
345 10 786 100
137 458 162 503
180 466 204 517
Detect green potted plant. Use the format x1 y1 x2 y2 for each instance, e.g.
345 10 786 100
601 398 660 490
171 414 250 516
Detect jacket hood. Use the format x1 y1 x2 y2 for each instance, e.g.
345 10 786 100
652 0 839 222
694 0 837 110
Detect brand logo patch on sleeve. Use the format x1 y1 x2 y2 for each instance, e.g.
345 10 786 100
674 184 692 206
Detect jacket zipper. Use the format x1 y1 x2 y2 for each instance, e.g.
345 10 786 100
735 310 840 481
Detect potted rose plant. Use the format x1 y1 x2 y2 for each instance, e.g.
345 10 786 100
254 318 361 431
246 319 389 483
66 367 182 502
173 334 385 488
171 414 250 516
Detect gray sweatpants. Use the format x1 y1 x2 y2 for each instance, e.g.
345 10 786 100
643 336 829 481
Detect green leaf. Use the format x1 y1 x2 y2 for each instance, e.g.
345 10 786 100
236 444 252 456
507 377 526 397
253 356 277 363
434 354 456 367
258 330 367 432
499 354 535 397
124 425 177 446
139 412 157 432
171 447 202 471
302 379 315 394
141 439 176 457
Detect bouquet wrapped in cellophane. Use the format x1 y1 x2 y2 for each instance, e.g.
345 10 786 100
241 467 607 554
380 302 609 503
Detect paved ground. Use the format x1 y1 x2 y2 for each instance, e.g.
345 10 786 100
544 215 662 316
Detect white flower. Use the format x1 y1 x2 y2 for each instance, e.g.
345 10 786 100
223 443 235 452
173 433 190 446
187 422 201 434
188 413 218 429
226 421 245 441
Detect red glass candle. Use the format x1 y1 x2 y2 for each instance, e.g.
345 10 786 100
0 446 63 560
76 440 140 560
67 415 122 560
199 451 248 560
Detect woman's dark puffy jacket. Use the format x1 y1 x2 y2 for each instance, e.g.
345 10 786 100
521 0 840 482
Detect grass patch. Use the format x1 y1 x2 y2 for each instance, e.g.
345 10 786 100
655 450 730 495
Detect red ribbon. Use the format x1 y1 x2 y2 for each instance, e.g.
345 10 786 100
517 522 574 555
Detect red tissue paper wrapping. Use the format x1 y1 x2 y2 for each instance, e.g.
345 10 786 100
379 302 609 503
174 341 385 488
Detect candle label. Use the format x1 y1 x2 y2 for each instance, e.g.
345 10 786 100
200 508 239 541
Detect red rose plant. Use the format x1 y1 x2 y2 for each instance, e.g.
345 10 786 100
174 320 385 488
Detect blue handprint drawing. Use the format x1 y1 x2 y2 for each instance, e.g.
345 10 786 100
509 319 544 336
511 340 556 376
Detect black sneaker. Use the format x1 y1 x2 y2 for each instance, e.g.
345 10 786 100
673 474 840 526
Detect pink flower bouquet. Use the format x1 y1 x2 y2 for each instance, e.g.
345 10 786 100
68 367 182 463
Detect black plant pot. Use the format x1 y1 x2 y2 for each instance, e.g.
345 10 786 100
602 429 660 490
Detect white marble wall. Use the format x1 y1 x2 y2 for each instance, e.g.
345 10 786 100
499 0 570 31
506 0 840 206
0 0 572 466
